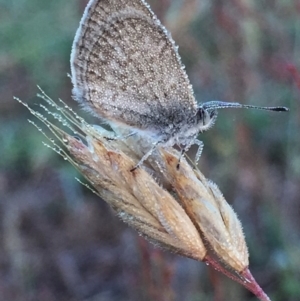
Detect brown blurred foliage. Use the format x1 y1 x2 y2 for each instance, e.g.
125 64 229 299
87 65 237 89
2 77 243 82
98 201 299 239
1 0 299 300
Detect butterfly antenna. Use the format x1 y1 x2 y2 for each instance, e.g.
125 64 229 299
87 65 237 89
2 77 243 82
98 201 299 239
202 101 289 112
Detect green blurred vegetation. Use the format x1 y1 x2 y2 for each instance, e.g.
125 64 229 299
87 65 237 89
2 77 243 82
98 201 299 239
0 0 299 300
0 0 77 89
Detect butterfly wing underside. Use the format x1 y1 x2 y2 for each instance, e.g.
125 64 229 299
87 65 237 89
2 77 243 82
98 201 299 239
71 0 197 133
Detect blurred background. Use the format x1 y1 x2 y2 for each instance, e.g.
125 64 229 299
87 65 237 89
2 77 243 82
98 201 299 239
0 0 299 300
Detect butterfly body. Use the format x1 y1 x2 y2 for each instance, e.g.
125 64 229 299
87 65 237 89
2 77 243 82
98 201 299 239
71 0 288 167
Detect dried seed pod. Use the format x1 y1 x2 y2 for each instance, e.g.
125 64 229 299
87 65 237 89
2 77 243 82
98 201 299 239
64 132 207 262
16 92 273 301
160 150 248 272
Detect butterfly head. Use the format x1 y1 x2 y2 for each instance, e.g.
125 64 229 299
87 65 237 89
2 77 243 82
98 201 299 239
196 106 218 132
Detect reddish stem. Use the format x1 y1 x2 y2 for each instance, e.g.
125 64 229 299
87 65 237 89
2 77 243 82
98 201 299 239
204 255 271 301
241 269 271 301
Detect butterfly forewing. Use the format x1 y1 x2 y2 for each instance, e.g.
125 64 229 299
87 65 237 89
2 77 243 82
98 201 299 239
70 0 197 133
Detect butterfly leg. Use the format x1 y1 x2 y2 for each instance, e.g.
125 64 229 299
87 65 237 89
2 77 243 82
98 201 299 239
103 131 136 142
176 139 204 169
176 139 195 169
130 140 160 172
120 131 137 140
194 139 204 164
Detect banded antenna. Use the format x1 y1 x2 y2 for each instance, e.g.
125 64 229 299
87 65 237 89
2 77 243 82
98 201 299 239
202 101 289 112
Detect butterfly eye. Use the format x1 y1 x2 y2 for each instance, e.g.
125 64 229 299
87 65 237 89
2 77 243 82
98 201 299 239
209 110 216 119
